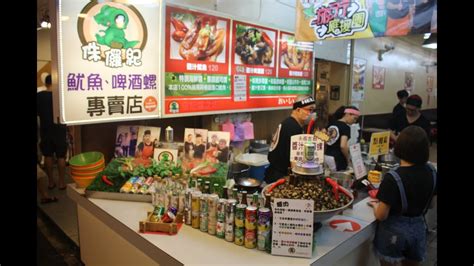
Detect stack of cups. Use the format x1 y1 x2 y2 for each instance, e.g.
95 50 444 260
225 199 237 242
199 194 209 232
257 207 272 251
216 199 227 238
207 194 219 235
234 203 247 246
191 191 202 229
244 206 258 248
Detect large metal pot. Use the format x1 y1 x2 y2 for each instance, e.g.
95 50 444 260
330 171 355 189
261 182 354 223
378 152 400 165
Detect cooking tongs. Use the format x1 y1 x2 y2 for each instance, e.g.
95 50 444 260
325 177 352 201
267 178 286 193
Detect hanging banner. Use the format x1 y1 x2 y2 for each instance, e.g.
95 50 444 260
295 0 437 41
57 0 162 125
404 72 415 93
351 58 366 102
163 8 313 116
372 65 385 89
426 75 434 105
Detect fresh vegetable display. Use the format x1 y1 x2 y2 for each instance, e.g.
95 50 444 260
86 156 183 193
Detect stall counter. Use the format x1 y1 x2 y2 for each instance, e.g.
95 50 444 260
67 184 379 266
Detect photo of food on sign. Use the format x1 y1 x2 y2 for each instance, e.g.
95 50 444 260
234 24 275 66
280 33 312 71
78 2 147 61
169 11 227 62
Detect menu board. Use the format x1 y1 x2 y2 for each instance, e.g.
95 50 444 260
164 6 231 115
163 5 314 117
272 198 314 258
349 143 367 180
57 0 162 125
278 31 313 79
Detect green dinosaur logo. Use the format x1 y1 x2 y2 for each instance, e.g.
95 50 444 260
94 5 139 49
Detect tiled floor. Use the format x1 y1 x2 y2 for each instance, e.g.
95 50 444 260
37 142 437 265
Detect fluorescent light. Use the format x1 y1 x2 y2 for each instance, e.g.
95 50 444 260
422 33 437 49
423 43 437 49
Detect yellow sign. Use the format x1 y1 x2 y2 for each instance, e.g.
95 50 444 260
369 131 390 156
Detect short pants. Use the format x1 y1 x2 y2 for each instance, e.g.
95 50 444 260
39 127 67 158
373 215 427 263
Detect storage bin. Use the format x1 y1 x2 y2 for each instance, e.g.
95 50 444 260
234 153 269 181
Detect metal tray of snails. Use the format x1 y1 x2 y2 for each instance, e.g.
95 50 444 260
262 176 354 223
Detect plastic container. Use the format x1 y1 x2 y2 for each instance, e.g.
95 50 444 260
72 174 96 188
69 151 104 167
249 142 269 154
235 153 269 181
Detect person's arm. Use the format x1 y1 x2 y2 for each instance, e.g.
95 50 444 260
368 200 391 221
390 130 398 142
340 135 350 165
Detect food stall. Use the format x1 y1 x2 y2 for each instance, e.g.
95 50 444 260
52 1 389 265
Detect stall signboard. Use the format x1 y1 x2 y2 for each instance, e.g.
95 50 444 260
296 0 437 41
272 198 314 258
369 131 390 156
290 134 324 165
163 6 313 116
57 0 162 125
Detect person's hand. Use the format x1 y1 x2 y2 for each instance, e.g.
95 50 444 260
367 200 379 208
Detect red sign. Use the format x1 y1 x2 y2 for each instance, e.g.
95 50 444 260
231 21 277 77
329 219 361 232
165 6 231 75
278 31 313 79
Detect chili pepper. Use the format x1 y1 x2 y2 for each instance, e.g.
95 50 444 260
171 17 188 33
197 166 217 175
267 178 286 193
261 32 273 48
102 175 114 186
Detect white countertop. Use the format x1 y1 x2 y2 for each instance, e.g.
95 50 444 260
68 185 376 266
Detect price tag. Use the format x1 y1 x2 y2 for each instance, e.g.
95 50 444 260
271 198 314 258
233 75 247 102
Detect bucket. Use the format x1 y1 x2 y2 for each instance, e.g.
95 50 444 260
249 164 269 181
234 153 269 181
